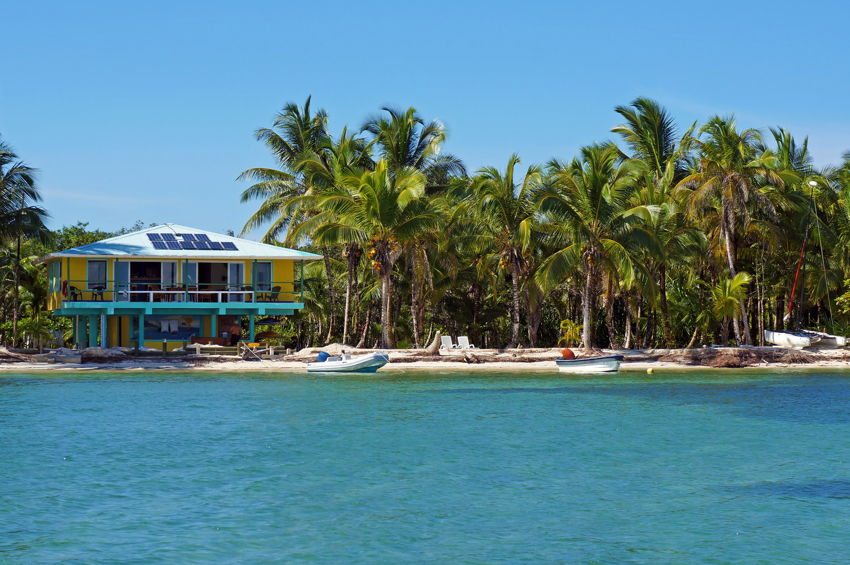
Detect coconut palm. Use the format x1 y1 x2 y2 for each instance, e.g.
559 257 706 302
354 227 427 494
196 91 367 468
0 140 49 346
713 272 752 344
613 98 701 346
362 106 465 190
239 96 331 242
238 96 348 342
677 116 784 345
292 129 374 344
307 160 441 348
536 143 654 350
470 154 541 347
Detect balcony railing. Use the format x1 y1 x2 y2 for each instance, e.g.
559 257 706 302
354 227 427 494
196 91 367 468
62 280 303 303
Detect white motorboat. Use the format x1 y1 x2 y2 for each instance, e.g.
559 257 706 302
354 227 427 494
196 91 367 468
555 354 623 374
798 329 847 348
307 351 390 373
763 330 821 349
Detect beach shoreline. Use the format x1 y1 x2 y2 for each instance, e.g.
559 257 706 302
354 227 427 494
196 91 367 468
3 346 850 373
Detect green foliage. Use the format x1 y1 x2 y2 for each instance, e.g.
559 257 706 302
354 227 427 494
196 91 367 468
557 320 581 346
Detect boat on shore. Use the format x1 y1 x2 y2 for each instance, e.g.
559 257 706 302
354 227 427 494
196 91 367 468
798 329 847 348
763 330 821 349
555 354 623 374
307 351 390 373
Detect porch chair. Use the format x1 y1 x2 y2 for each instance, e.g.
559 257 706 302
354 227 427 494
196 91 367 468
263 286 282 302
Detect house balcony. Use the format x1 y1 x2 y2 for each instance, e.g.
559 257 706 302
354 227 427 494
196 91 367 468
55 280 305 317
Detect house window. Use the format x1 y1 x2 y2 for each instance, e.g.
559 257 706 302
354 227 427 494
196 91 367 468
254 262 272 292
162 261 178 287
87 260 107 290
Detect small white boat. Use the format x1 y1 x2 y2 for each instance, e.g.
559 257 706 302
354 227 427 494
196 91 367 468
764 330 821 349
307 351 390 373
798 329 847 348
555 354 623 374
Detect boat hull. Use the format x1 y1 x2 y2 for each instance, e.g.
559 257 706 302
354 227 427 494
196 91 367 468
555 355 623 374
798 330 847 348
763 330 819 349
307 352 390 373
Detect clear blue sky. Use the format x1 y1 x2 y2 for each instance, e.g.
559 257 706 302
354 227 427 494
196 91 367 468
3 0 848 235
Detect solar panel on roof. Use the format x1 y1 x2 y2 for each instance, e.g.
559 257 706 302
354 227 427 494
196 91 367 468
162 233 177 241
194 241 210 250
152 241 168 250
180 241 195 249
222 242 238 250
208 241 223 250
179 233 196 241
195 234 211 242
166 241 181 250
147 233 163 241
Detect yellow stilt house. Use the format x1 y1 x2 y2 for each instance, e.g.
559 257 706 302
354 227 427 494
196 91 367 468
40 224 321 350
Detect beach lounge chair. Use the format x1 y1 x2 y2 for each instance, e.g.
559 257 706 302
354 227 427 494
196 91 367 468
440 335 458 349
457 336 476 349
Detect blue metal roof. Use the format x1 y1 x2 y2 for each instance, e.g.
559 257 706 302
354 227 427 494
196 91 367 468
45 224 322 260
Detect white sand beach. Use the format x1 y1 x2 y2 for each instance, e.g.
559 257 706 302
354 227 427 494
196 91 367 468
3 345 850 373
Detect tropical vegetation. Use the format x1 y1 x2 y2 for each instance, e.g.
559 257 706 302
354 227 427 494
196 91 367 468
5 96 850 353
239 96 850 350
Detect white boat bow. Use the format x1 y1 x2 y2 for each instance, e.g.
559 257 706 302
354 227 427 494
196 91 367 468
307 351 390 373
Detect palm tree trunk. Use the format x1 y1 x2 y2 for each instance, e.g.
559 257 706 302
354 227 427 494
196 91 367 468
658 263 674 347
581 260 595 351
411 284 421 348
526 301 542 347
342 266 353 345
341 244 360 345
722 216 752 344
471 283 482 347
604 276 619 349
380 270 395 349
12 233 21 347
410 252 421 349
321 246 336 344
509 269 521 348
686 325 700 349
356 302 372 348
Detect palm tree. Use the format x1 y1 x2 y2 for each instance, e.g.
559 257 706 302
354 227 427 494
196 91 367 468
363 107 465 344
612 98 702 346
307 160 441 348
362 107 465 189
677 116 784 345
612 97 680 175
536 143 653 350
713 273 752 344
470 154 541 348
238 97 345 342
0 139 49 346
293 129 374 344
239 96 331 242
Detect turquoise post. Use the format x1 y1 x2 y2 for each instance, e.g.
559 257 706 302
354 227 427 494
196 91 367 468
88 316 97 349
249 314 255 342
210 315 217 339
137 313 144 350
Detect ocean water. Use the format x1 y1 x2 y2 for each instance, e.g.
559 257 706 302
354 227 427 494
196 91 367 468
2 369 849 564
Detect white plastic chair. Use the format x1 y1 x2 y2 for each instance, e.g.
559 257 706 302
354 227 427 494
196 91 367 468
440 335 457 349
457 336 476 349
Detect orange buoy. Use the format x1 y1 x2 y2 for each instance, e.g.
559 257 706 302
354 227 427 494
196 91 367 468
561 348 575 360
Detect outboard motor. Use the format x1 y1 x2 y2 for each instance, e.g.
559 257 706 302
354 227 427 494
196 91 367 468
316 351 330 362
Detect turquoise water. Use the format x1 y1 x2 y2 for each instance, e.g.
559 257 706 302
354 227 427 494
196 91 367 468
2 369 850 564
